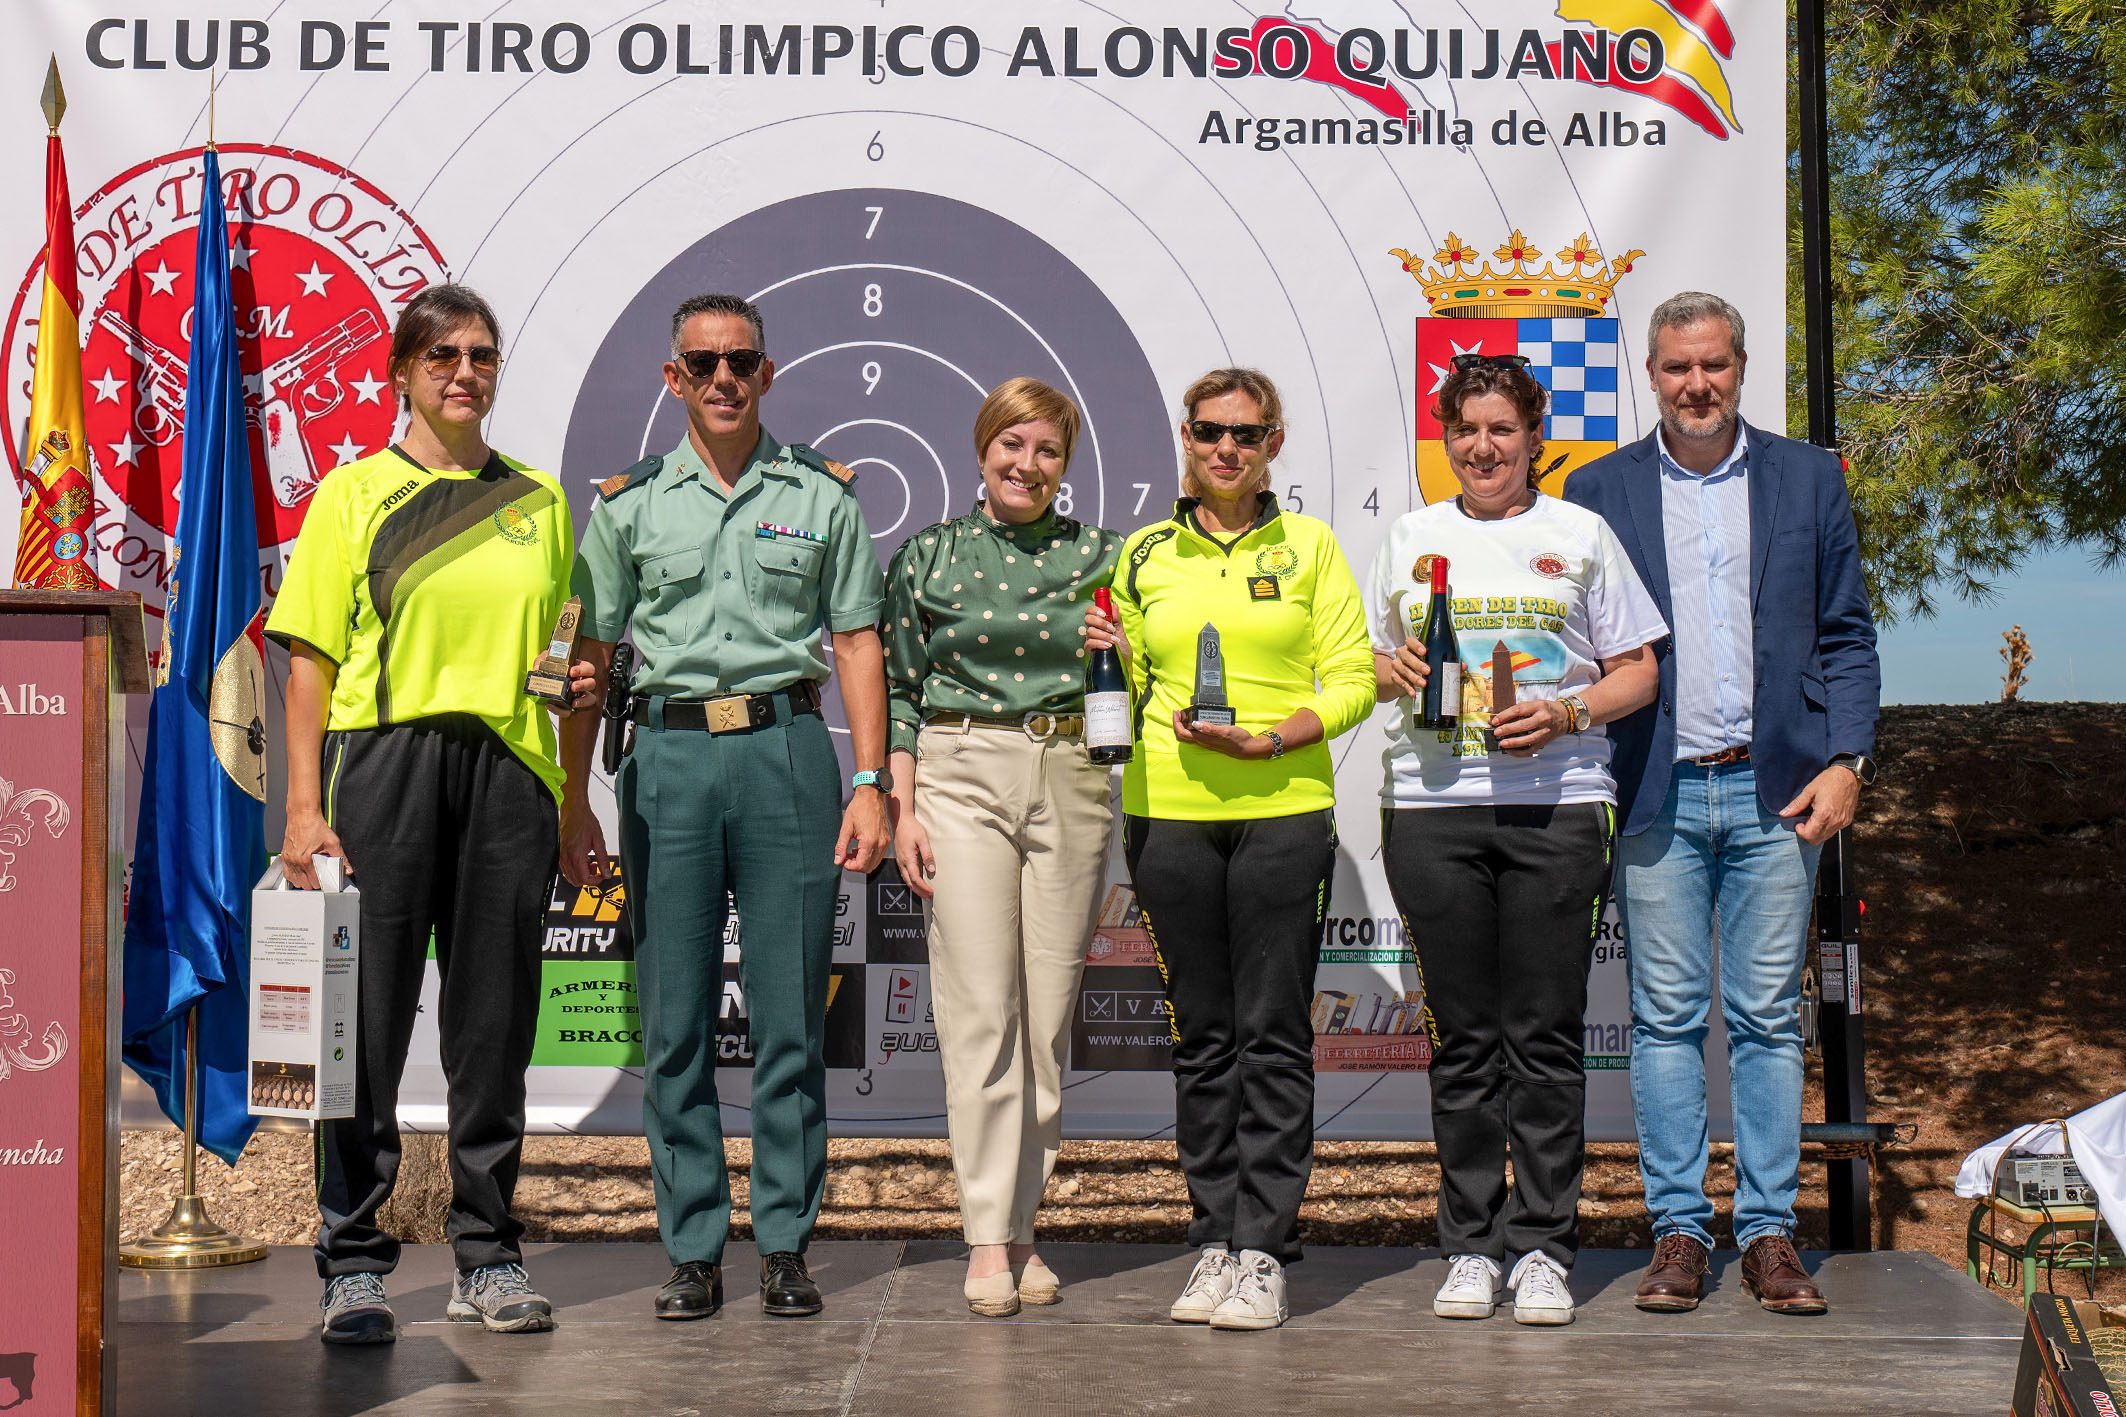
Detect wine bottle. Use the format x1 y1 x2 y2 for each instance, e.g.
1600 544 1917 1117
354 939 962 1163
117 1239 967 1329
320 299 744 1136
1416 557 1461 732
1085 586 1133 764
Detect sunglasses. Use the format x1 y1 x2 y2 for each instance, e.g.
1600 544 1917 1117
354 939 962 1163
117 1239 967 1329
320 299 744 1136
1449 352 1532 372
678 347 767 379
420 343 502 374
1186 420 1276 448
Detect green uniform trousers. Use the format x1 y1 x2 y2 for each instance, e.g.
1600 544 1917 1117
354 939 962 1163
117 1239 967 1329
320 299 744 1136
618 693 842 1264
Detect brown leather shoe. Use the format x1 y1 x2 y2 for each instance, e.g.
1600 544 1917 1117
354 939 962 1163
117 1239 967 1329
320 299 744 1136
1634 1233 1711 1312
1741 1234 1828 1315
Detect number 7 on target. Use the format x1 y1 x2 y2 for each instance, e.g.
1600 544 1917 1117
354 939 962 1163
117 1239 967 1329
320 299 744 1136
864 205 883 239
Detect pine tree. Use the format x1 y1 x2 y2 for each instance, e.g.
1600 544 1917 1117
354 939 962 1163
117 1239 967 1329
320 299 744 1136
1792 1 2126 618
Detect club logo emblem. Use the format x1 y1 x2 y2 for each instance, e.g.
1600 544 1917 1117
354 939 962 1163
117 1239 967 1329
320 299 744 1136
1411 553 1442 583
1530 553 1569 579
492 502 538 545
3 144 448 620
1253 544 1299 579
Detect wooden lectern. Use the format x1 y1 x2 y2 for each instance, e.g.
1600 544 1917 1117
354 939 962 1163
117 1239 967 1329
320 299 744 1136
0 590 148 1417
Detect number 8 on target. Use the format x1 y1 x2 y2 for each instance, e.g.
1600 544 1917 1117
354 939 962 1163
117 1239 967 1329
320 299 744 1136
564 188 1174 572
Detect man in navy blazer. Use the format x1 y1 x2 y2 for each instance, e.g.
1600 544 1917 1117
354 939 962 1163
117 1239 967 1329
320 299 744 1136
1564 291 1879 1316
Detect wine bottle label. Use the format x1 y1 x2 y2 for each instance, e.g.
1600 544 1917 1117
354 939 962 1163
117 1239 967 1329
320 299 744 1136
1085 690 1131 748
1438 660 1462 712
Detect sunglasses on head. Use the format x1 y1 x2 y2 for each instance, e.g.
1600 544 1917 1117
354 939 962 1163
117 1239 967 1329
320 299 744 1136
1449 352 1532 372
420 344 502 375
1186 420 1276 448
678 347 767 379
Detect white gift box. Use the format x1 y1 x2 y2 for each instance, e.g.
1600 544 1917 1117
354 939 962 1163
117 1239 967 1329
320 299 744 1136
248 856 360 1120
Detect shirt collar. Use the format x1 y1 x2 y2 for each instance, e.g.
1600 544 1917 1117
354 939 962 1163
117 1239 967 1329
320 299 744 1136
666 426 786 486
1172 491 1281 544
970 500 1063 541
1655 420 1750 482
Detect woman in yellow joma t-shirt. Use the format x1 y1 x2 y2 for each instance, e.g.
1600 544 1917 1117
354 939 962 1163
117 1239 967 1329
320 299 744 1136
266 284 590 1347
1107 368 1374 1332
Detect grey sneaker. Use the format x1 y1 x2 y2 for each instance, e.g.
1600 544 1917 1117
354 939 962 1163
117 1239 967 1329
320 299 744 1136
447 1262 555 1333
320 1272 396 1345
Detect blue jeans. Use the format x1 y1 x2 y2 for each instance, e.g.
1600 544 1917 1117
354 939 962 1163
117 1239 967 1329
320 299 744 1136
1616 763 1822 1249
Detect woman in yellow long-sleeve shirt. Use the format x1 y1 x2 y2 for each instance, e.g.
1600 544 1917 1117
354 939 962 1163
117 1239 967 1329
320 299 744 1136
1104 368 1375 1331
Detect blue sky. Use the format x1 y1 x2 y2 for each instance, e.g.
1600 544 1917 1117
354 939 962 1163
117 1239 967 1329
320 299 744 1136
1876 545 2126 704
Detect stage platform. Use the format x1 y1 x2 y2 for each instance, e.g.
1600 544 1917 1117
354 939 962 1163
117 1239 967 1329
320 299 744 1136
117 1242 2023 1415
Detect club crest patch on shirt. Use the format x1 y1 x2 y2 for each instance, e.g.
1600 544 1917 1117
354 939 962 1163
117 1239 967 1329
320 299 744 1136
1412 552 1443 583
1254 544 1300 579
1529 552 1568 579
492 502 539 545
1247 574 1282 601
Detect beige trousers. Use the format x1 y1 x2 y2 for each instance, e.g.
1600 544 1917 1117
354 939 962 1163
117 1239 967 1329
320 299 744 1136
914 722 1114 1245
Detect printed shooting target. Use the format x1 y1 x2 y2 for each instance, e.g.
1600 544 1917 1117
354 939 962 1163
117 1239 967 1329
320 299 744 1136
562 187 1173 566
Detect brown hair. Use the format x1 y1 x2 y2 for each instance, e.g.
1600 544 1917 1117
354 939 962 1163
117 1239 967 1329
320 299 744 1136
972 377 1080 470
1431 362 1548 489
388 284 503 410
1178 367 1284 499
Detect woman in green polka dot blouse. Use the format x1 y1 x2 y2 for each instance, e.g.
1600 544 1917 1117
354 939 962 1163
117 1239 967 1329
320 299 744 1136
881 377 1125 1317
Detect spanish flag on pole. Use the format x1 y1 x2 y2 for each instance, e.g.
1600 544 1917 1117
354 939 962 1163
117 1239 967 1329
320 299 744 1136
12 59 96 591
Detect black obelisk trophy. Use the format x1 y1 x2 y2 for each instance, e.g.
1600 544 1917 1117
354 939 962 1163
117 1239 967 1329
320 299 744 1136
1187 622 1237 727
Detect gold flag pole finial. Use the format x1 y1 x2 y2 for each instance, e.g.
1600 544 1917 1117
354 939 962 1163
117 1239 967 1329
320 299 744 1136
207 67 216 148
41 55 65 133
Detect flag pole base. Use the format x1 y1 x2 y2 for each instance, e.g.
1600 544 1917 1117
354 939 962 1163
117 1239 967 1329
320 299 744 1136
120 1194 267 1268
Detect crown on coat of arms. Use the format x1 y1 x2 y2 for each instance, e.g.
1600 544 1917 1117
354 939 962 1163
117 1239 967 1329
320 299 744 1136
1390 230 1644 320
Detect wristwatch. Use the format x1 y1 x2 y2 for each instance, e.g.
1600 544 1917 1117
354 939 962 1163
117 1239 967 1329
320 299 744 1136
1264 730 1286 759
1829 753 1877 787
851 767 895 794
1559 695 1591 734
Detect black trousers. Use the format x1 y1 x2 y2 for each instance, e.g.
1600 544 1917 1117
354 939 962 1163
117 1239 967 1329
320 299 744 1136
1381 803 1614 1267
1125 811 1336 1263
314 715 557 1278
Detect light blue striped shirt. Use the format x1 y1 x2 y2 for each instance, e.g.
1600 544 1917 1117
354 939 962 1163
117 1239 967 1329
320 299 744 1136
1656 422 1753 758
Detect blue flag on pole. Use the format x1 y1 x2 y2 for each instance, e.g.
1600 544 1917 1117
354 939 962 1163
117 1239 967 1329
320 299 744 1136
122 146 265 1165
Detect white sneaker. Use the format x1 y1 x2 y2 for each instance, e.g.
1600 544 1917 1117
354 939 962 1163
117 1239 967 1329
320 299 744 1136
1169 1246 1237 1323
1209 1249 1288 1331
1433 1254 1505 1319
1508 1252 1575 1326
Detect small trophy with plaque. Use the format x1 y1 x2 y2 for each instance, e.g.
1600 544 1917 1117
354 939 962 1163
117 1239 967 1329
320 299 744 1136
524 595 584 706
1186 623 1238 727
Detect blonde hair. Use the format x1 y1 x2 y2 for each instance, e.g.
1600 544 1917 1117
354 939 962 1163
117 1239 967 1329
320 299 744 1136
1178 367 1284 499
972 377 1080 470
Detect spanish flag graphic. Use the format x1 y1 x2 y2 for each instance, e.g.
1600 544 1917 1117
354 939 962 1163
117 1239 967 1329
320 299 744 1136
1552 0 1741 139
12 62 95 591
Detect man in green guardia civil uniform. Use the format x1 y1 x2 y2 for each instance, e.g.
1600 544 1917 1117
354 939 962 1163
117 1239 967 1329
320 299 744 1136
558 292 890 1321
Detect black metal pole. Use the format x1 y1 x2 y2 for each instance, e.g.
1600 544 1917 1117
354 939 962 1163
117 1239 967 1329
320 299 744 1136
1797 0 1872 1252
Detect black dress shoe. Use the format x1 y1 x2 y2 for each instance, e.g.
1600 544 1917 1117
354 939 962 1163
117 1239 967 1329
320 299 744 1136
760 1252 823 1317
654 1261 723 1321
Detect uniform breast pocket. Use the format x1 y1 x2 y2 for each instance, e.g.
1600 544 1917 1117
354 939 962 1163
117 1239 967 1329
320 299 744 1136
750 536 826 638
639 547 706 641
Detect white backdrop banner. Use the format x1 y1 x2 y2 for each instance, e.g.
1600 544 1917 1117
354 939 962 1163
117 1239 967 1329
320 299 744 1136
7 0 1777 1139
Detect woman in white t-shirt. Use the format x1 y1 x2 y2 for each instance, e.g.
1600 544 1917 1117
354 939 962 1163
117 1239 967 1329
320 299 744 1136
1366 355 1665 1327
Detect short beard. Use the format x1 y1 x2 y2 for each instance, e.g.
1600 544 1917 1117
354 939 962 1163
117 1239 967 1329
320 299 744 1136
1659 398 1740 448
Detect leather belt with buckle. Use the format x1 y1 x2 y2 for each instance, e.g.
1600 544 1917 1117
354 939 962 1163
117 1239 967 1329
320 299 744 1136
925 710 1085 741
1689 744 1751 766
634 681 823 734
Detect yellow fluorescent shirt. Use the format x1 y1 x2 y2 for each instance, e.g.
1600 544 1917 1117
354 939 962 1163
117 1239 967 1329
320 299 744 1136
265 447 575 802
1110 496 1375 821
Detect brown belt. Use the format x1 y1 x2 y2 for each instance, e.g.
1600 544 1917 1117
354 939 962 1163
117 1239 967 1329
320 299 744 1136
924 710 1085 740
1688 744 1751 766
634 681 822 734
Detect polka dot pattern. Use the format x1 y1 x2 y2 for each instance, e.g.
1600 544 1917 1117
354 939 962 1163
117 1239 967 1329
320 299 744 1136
877 508 1126 754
